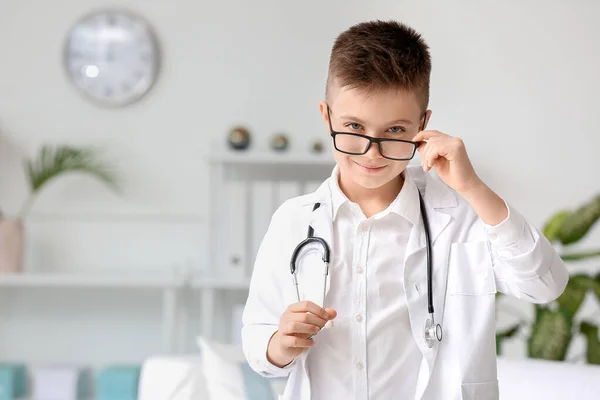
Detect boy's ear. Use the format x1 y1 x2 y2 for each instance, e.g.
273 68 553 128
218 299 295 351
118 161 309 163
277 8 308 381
422 110 433 130
319 100 330 127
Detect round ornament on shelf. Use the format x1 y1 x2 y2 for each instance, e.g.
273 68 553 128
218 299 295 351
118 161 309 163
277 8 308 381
311 139 324 153
270 133 289 152
227 126 251 151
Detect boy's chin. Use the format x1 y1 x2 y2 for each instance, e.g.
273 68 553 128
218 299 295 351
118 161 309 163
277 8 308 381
351 175 397 190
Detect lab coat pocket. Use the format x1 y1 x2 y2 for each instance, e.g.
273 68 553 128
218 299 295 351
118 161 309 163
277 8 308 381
460 380 499 400
447 241 498 386
448 241 496 296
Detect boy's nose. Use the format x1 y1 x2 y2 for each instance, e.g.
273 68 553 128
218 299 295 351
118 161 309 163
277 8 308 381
364 141 383 158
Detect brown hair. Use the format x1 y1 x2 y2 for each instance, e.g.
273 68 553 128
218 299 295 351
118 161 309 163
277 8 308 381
326 20 432 111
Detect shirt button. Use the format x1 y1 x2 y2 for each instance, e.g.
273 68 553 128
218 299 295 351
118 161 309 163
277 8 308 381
356 315 363 322
361 225 368 232
357 264 364 274
356 361 363 370
489 233 498 241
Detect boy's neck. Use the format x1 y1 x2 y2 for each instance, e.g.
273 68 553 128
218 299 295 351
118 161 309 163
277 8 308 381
338 173 405 218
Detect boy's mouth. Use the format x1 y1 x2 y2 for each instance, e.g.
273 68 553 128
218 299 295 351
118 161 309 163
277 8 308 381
353 161 387 172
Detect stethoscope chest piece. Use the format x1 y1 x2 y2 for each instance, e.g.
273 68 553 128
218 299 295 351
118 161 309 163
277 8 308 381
424 314 443 348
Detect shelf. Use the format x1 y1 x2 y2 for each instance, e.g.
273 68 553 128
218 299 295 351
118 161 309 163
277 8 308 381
209 150 335 166
0 272 251 290
0 272 184 289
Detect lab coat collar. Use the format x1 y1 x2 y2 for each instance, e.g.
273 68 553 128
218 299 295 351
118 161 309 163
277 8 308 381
328 164 421 226
308 165 459 251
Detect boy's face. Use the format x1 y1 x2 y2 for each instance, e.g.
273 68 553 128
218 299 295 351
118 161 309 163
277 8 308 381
320 85 430 192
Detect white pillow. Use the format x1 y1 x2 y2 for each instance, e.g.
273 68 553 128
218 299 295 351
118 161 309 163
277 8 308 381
138 355 209 400
196 337 286 400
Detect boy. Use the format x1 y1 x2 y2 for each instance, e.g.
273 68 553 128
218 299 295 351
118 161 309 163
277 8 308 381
241 20 568 400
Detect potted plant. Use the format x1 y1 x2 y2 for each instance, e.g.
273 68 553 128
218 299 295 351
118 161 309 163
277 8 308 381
496 193 600 364
0 144 121 274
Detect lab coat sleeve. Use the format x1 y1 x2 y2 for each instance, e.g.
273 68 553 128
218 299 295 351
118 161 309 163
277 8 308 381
241 205 297 378
483 201 569 303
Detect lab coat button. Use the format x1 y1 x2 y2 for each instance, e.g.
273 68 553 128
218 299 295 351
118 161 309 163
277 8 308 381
356 314 363 322
356 361 363 370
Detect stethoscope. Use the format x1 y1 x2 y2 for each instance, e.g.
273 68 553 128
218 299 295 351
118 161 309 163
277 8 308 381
289 189 443 348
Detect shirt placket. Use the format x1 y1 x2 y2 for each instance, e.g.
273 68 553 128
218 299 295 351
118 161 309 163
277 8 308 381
353 217 370 399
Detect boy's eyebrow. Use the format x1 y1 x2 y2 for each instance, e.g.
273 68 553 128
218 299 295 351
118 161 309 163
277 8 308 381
339 114 415 126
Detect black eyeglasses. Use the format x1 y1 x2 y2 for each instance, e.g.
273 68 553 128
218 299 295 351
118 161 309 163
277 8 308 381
327 106 426 161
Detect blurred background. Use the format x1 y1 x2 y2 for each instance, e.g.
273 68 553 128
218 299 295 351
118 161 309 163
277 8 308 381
1 0 599 398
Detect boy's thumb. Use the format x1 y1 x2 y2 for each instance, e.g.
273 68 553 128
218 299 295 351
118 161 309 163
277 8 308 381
324 308 337 319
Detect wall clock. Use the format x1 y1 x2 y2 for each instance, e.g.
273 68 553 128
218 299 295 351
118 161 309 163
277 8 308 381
64 9 161 107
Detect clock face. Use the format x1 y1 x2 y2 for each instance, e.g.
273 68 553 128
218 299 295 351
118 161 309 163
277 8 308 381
64 10 161 107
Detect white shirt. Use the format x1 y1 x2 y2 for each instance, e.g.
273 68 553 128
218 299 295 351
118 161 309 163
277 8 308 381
241 165 568 400
306 166 422 400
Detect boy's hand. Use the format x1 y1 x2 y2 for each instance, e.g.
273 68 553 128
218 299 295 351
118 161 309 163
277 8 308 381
413 130 509 225
266 301 337 368
412 130 482 194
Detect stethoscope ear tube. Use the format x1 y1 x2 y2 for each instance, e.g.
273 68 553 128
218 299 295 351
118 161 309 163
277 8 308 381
290 236 331 275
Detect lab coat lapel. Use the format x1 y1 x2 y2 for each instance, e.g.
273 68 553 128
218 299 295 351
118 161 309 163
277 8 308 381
403 169 457 398
304 183 335 302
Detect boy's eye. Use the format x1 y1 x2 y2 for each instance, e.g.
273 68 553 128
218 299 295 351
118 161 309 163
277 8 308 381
388 126 405 133
346 123 362 131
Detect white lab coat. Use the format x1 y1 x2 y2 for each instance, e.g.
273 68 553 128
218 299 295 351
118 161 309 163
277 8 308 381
242 166 568 400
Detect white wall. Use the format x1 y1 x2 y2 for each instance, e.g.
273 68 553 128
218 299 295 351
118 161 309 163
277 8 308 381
1 0 599 367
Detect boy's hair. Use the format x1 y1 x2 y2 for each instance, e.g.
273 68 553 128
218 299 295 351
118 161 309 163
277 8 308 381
326 20 432 111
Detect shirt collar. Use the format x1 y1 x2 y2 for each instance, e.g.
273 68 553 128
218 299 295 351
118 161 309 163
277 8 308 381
328 164 421 225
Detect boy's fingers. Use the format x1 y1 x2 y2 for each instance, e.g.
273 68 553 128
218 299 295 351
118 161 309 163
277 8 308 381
324 308 337 319
413 130 445 143
281 335 314 349
288 301 329 319
289 312 327 328
282 321 321 336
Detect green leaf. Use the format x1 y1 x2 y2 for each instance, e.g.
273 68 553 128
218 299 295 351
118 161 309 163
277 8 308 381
557 194 600 245
543 210 571 242
527 306 573 361
496 324 521 355
556 274 591 318
579 321 600 365
593 273 600 301
560 250 600 261
24 144 120 194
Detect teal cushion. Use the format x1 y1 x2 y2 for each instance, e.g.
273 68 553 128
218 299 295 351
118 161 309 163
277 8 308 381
0 364 26 400
239 362 276 400
96 365 140 400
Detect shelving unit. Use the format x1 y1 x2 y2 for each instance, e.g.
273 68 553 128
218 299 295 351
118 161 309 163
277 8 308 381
203 149 335 342
0 149 334 368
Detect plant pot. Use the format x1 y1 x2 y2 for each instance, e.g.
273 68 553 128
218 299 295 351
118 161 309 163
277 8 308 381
0 217 24 274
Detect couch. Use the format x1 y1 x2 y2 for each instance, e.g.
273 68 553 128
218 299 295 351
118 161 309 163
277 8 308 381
138 340 600 400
